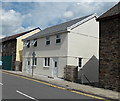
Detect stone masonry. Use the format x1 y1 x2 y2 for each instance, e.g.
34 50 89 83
99 17 120 92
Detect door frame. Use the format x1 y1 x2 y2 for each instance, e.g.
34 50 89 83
52 57 58 78
26 58 32 74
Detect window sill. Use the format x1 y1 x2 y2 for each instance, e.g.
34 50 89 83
45 44 50 46
55 43 61 45
43 66 50 68
78 67 83 70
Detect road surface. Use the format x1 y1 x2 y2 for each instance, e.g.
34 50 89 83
1 71 107 101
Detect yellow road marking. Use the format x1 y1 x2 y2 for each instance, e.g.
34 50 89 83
2 71 109 101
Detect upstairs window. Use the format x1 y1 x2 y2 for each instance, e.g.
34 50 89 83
56 34 61 44
78 58 82 67
46 36 50 45
44 57 50 67
26 40 30 48
33 39 37 47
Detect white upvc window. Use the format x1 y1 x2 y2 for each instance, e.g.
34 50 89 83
44 57 50 67
56 34 61 44
46 36 50 45
33 39 37 47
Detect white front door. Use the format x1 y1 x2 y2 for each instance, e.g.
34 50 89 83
52 58 58 78
26 58 32 74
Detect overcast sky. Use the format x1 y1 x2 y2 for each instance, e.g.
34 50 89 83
0 2 117 38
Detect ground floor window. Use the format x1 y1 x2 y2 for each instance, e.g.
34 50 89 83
32 57 37 66
78 58 82 67
44 57 50 67
34 57 37 66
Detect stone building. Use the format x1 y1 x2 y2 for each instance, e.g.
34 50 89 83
1 28 40 70
97 2 120 92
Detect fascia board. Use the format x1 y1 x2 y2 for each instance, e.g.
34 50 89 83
67 13 97 30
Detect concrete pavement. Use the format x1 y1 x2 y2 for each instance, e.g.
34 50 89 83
1 70 120 100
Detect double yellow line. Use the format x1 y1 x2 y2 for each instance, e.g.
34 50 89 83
2 71 109 101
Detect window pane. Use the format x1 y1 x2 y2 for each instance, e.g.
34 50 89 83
33 40 37 47
46 41 50 45
45 58 47 66
26 41 30 48
56 39 61 43
35 58 37 65
55 61 57 67
28 60 30 65
48 58 50 66
46 37 50 45
79 58 82 67
32 58 34 66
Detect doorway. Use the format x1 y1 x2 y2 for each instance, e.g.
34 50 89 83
26 58 32 74
52 58 58 78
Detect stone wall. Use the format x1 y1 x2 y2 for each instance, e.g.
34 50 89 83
99 17 120 92
2 39 17 70
64 65 78 82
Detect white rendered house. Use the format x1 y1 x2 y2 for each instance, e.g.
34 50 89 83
22 14 99 83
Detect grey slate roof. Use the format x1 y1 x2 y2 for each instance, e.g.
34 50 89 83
23 14 94 41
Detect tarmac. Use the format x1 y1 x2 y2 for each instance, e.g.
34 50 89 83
1 70 120 100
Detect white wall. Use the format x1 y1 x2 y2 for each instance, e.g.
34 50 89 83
22 33 68 77
67 17 99 66
67 17 99 83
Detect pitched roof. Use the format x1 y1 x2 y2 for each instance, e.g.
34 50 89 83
1 27 40 42
97 2 120 21
23 14 96 41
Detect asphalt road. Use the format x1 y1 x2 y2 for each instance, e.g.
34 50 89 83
1 71 105 101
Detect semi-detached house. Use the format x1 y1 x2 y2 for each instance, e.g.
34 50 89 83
22 14 99 83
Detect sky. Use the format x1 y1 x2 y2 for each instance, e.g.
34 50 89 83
0 2 117 38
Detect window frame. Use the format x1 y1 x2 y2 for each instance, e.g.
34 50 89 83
26 40 30 48
78 58 82 67
33 39 37 47
46 36 50 45
44 57 50 67
56 34 61 44
34 57 37 66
